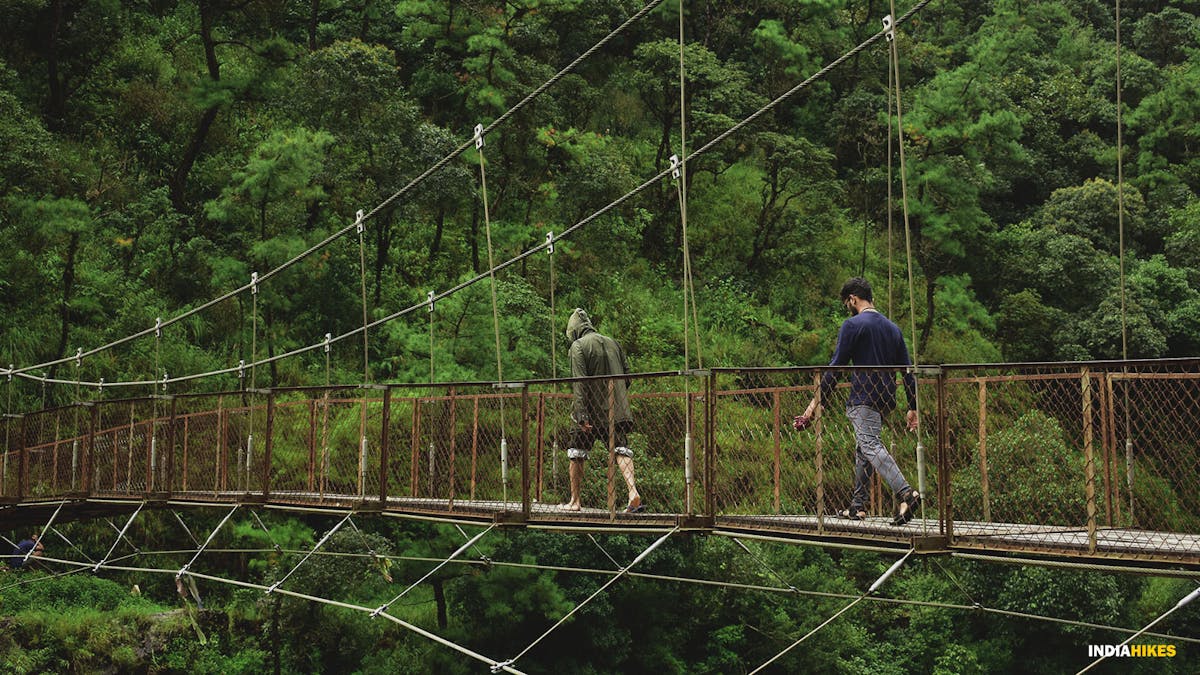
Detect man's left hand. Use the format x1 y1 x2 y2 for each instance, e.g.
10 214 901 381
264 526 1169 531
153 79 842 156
906 409 919 432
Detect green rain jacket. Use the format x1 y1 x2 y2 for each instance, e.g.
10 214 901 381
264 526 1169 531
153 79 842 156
566 309 632 425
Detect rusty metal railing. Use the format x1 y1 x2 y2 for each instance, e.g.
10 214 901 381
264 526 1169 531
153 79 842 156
3 360 1198 564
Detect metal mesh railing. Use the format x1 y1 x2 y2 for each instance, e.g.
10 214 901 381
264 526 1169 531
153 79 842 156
943 361 1200 561
708 367 930 542
6 359 1199 564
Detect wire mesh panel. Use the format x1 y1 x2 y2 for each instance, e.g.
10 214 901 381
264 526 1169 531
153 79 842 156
270 387 385 506
0 415 17 497
525 373 696 524
171 393 232 498
711 367 932 542
91 398 157 498
1103 362 1200 561
20 405 85 498
943 361 1200 563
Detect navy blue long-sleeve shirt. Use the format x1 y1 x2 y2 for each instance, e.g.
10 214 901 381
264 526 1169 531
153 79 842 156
819 309 917 412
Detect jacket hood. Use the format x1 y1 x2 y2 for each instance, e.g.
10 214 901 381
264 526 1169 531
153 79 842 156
566 308 595 343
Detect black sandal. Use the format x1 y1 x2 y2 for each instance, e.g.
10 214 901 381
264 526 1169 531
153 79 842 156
890 489 921 526
836 508 867 520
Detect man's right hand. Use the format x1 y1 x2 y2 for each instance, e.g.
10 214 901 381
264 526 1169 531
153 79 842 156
580 420 593 433
792 414 813 431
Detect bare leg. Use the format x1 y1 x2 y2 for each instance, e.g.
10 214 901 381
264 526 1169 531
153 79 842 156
565 459 584 511
616 455 640 506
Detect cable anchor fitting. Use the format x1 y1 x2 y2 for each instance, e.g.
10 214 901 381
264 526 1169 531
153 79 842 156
324 333 332 353
491 659 515 673
882 14 895 41
162 371 169 392
155 317 162 339
97 378 104 392
238 360 246 380
6 364 12 382
355 209 365 235
427 290 435 313
251 272 259 295
669 154 681 180
473 123 485 149
545 231 555 255
75 347 83 368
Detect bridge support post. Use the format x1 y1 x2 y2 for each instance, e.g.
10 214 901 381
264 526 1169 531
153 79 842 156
521 385 530 520
704 371 716 518
814 370 824 535
263 390 275 500
378 387 391 508
1082 368 1097 553
937 369 952 541
83 403 97 495
17 414 28 500
162 396 177 499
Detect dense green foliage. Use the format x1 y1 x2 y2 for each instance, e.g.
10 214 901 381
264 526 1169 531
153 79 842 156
3 512 1198 673
2 0 1199 672
2 0 1199 404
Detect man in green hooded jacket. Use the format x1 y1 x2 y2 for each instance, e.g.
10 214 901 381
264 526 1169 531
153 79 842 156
563 308 644 513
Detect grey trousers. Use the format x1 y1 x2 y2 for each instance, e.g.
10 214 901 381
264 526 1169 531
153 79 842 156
847 405 910 509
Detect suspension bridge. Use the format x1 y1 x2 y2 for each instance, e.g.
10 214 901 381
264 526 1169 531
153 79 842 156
3 0 1197 671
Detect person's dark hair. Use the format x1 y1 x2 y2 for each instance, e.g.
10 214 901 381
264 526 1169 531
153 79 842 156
840 277 873 302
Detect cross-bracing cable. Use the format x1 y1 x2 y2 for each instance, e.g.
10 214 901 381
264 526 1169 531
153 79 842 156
23 542 1200 647
34 552 525 674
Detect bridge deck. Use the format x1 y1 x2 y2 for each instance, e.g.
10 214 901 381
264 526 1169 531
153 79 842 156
5 363 1200 570
5 491 1196 569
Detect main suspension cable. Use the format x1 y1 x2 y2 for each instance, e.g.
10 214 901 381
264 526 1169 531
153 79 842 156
6 0 670 383
11 0 935 393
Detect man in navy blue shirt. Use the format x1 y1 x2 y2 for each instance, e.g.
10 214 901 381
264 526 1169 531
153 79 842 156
795 278 921 525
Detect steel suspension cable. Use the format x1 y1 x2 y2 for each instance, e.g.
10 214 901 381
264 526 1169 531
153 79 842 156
1077 585 1200 674
14 0 936 393
887 0 927 529
475 133 511 504
43 553 525 673
1115 0 1135 524
750 550 913 673
5 0 670 384
43 545 1200 645
498 527 678 671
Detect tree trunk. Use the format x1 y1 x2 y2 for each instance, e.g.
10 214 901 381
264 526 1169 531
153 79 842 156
428 205 446 263
432 577 448 629
920 280 935 356
169 1 223 211
50 231 79 378
308 0 320 50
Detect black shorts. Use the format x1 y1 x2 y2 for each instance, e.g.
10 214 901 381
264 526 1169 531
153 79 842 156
566 420 634 460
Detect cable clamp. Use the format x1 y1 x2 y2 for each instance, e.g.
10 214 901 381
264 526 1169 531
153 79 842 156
882 14 895 41
370 604 388 619
545 230 555 255
473 123 485 149
238 360 246 380
176 564 189 579
427 290 435 313
324 333 332 353
75 347 83 368
355 209 365 235
98 378 104 392
251 272 259 295
491 659 515 673
669 154 681 180
265 581 279 595
162 372 169 392
155 317 162 339
6 364 12 382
